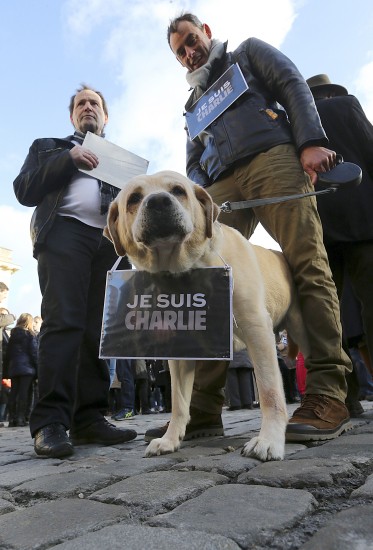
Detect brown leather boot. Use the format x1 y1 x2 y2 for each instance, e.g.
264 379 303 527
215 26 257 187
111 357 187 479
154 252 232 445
286 394 352 442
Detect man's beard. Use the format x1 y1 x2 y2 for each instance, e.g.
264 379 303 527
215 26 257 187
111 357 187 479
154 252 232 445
80 120 98 134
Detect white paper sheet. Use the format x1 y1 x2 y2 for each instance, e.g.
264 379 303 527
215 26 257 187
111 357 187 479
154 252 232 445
79 131 149 189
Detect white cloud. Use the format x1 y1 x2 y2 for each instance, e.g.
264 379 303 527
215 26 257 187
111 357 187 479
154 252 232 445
64 0 290 250
250 224 280 251
65 0 299 176
354 58 373 121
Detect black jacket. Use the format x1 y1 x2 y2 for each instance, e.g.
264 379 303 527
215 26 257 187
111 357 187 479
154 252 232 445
6 327 38 378
314 95 373 245
185 38 328 187
13 137 77 257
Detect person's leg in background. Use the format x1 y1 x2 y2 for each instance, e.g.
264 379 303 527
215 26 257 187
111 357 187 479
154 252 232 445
8 377 20 427
344 241 373 377
112 359 136 420
15 375 34 427
237 367 255 408
327 245 365 416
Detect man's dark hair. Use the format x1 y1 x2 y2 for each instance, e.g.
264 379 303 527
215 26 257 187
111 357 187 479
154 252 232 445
68 84 108 117
167 12 204 46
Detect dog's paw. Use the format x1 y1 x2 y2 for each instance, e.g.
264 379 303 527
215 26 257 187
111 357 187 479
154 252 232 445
241 436 284 461
144 437 181 457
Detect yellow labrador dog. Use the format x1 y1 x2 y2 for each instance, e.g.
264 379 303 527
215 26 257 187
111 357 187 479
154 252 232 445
104 170 308 461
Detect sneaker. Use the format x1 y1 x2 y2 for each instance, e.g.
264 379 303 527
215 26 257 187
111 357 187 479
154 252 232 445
286 394 352 442
70 418 137 445
144 407 224 443
112 408 135 421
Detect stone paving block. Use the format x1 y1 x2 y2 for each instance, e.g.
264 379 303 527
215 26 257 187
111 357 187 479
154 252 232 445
165 443 234 459
88 454 179 478
184 436 250 450
0 498 131 550
146 483 317 548
299 504 373 549
349 422 373 434
90 470 228 511
0 497 16 515
12 470 114 500
179 437 305 458
52 524 241 549
238 458 358 488
350 472 373 499
287 433 373 464
0 454 31 466
171 449 260 478
223 420 262 436
0 461 78 489
69 440 141 459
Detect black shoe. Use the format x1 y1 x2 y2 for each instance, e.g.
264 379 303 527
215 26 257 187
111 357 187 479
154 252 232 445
34 424 74 458
17 418 28 427
8 419 18 428
70 418 137 446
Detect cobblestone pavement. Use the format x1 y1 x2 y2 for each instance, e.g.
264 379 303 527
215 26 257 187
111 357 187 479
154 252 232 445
1 401 373 550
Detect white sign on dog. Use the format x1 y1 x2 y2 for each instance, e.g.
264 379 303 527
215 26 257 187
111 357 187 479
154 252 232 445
100 267 233 360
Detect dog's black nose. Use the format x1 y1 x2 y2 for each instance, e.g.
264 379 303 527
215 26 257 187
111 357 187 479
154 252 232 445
146 193 172 212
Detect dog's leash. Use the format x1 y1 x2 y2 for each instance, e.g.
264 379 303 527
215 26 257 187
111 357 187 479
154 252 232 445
220 187 336 213
219 156 362 213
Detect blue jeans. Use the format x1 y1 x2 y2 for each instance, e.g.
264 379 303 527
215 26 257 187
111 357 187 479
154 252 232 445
116 359 136 410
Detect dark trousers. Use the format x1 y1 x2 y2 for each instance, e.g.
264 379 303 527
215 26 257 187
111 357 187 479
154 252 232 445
327 241 373 403
9 375 34 418
135 378 150 412
226 368 254 408
327 241 373 368
116 359 136 411
30 216 130 436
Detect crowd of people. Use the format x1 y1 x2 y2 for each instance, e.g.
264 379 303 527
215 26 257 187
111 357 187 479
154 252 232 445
1 11 373 458
1 306 373 430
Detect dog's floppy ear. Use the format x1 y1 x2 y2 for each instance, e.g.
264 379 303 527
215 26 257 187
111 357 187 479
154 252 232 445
103 201 127 257
194 184 220 238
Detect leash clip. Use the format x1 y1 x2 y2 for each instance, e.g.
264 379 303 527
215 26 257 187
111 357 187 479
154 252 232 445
220 201 232 213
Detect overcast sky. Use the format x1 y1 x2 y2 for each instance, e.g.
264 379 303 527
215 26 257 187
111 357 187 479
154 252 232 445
1 0 373 317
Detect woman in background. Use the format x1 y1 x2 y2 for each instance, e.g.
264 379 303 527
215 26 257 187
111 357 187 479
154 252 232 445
6 313 38 427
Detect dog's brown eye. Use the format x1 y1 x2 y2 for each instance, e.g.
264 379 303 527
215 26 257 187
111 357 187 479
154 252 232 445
127 192 143 207
171 185 187 197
